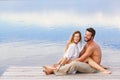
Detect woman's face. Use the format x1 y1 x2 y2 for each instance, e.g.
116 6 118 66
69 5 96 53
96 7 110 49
73 33 80 43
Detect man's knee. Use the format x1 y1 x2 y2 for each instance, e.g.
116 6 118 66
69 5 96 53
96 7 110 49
76 62 95 73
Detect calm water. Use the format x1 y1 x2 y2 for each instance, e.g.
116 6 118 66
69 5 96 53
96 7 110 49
0 24 120 49
0 25 120 75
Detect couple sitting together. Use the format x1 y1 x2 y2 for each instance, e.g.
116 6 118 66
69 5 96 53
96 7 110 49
43 27 112 75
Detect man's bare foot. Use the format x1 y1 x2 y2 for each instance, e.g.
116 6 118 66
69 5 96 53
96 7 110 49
100 70 112 74
101 65 109 69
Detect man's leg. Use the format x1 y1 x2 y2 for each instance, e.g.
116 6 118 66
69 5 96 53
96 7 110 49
54 61 96 75
74 61 96 73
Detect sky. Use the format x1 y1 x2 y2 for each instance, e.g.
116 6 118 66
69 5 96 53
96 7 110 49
0 0 120 28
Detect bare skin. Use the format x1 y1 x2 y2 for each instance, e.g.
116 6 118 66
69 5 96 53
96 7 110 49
75 31 111 74
43 32 81 75
43 30 112 75
42 57 69 75
43 41 111 75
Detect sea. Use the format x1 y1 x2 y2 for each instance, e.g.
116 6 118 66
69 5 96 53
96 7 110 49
0 24 120 75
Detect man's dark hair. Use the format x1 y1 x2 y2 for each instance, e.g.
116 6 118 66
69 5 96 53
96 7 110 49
86 27 96 38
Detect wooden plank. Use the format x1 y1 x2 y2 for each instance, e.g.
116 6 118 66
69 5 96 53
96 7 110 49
0 66 120 80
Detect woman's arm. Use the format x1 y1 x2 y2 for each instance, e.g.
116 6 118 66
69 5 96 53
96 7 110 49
60 57 69 65
58 43 75 65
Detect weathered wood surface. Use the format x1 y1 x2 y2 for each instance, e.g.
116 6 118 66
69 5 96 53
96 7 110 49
0 66 120 80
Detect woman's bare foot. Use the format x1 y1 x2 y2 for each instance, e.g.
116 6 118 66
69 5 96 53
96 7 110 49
43 69 53 75
100 70 112 74
43 66 56 70
42 66 55 75
43 69 49 75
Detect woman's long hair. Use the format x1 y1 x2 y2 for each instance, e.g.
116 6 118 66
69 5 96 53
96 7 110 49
64 30 82 52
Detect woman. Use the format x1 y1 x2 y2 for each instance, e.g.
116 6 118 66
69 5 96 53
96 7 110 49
43 30 82 75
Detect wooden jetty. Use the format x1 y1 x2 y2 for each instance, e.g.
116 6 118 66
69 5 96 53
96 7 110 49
0 66 120 80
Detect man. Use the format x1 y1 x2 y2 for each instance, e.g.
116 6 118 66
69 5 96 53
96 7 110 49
54 27 111 75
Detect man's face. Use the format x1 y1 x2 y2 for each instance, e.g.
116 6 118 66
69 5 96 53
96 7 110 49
84 31 93 42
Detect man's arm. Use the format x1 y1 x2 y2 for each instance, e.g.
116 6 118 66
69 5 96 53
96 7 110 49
75 46 93 62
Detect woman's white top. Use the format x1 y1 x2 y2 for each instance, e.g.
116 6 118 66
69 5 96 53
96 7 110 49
64 42 82 61
63 42 82 74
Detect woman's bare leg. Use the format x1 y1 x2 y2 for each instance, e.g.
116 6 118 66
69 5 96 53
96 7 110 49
86 57 112 74
42 56 68 75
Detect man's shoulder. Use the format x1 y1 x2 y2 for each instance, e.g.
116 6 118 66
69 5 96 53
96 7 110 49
93 42 101 48
86 43 96 51
91 42 101 52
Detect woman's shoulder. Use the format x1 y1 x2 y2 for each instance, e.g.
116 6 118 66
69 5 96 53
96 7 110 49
77 42 82 46
69 43 76 47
